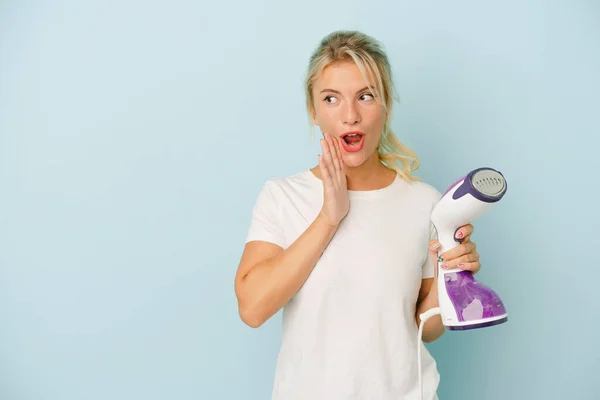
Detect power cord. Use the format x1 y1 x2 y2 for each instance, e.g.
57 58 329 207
417 307 441 400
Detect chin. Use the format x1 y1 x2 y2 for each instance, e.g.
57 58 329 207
341 151 370 168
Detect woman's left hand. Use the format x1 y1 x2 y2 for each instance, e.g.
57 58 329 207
429 223 481 274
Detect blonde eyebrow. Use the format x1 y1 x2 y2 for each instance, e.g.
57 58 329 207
320 86 375 94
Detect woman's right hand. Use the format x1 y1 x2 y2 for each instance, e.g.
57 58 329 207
318 134 349 227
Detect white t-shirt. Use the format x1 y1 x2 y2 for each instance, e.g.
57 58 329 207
245 169 442 400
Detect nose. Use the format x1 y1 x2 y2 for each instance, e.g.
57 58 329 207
342 101 361 126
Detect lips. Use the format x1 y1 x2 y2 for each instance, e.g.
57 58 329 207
339 131 365 152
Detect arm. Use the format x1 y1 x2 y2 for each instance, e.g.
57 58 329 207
235 134 348 328
234 212 339 328
415 277 445 343
415 219 446 343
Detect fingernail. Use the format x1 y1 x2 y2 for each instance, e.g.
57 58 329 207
441 263 448 269
458 264 464 268
456 231 463 239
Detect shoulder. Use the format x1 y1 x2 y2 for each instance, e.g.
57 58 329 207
254 170 319 202
260 170 319 194
403 178 442 205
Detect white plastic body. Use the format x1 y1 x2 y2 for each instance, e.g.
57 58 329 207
430 179 503 328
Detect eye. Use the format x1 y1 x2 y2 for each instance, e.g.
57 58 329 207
323 95 338 104
360 93 375 101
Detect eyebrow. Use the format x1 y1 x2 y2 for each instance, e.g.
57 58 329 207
320 85 375 94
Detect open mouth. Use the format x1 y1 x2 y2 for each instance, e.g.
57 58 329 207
340 131 365 152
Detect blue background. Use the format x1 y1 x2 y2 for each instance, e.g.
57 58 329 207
1 1 598 399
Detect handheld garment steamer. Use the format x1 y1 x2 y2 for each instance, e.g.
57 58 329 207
417 167 508 400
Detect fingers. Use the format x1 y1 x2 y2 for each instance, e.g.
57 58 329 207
442 251 479 266
318 153 332 184
321 137 334 171
319 138 333 185
439 248 480 273
451 262 480 274
321 134 345 185
439 241 476 261
455 224 474 242
330 135 343 173
461 262 481 274
432 226 481 275
441 257 481 274
325 134 342 176
428 240 441 252
428 240 442 276
320 138 335 183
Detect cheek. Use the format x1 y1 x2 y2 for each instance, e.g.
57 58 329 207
365 110 386 137
314 106 337 129
369 107 387 126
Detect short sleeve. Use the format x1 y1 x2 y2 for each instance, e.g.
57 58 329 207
421 222 438 279
421 187 442 279
245 180 286 249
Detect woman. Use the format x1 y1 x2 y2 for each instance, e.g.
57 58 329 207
234 30 481 399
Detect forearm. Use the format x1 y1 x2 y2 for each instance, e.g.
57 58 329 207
240 212 338 327
416 277 446 343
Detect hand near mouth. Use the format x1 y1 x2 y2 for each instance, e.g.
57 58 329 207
318 134 349 227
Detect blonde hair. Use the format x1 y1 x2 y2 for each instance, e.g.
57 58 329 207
304 30 421 182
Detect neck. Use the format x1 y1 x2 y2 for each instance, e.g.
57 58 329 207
311 151 397 191
344 153 396 191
